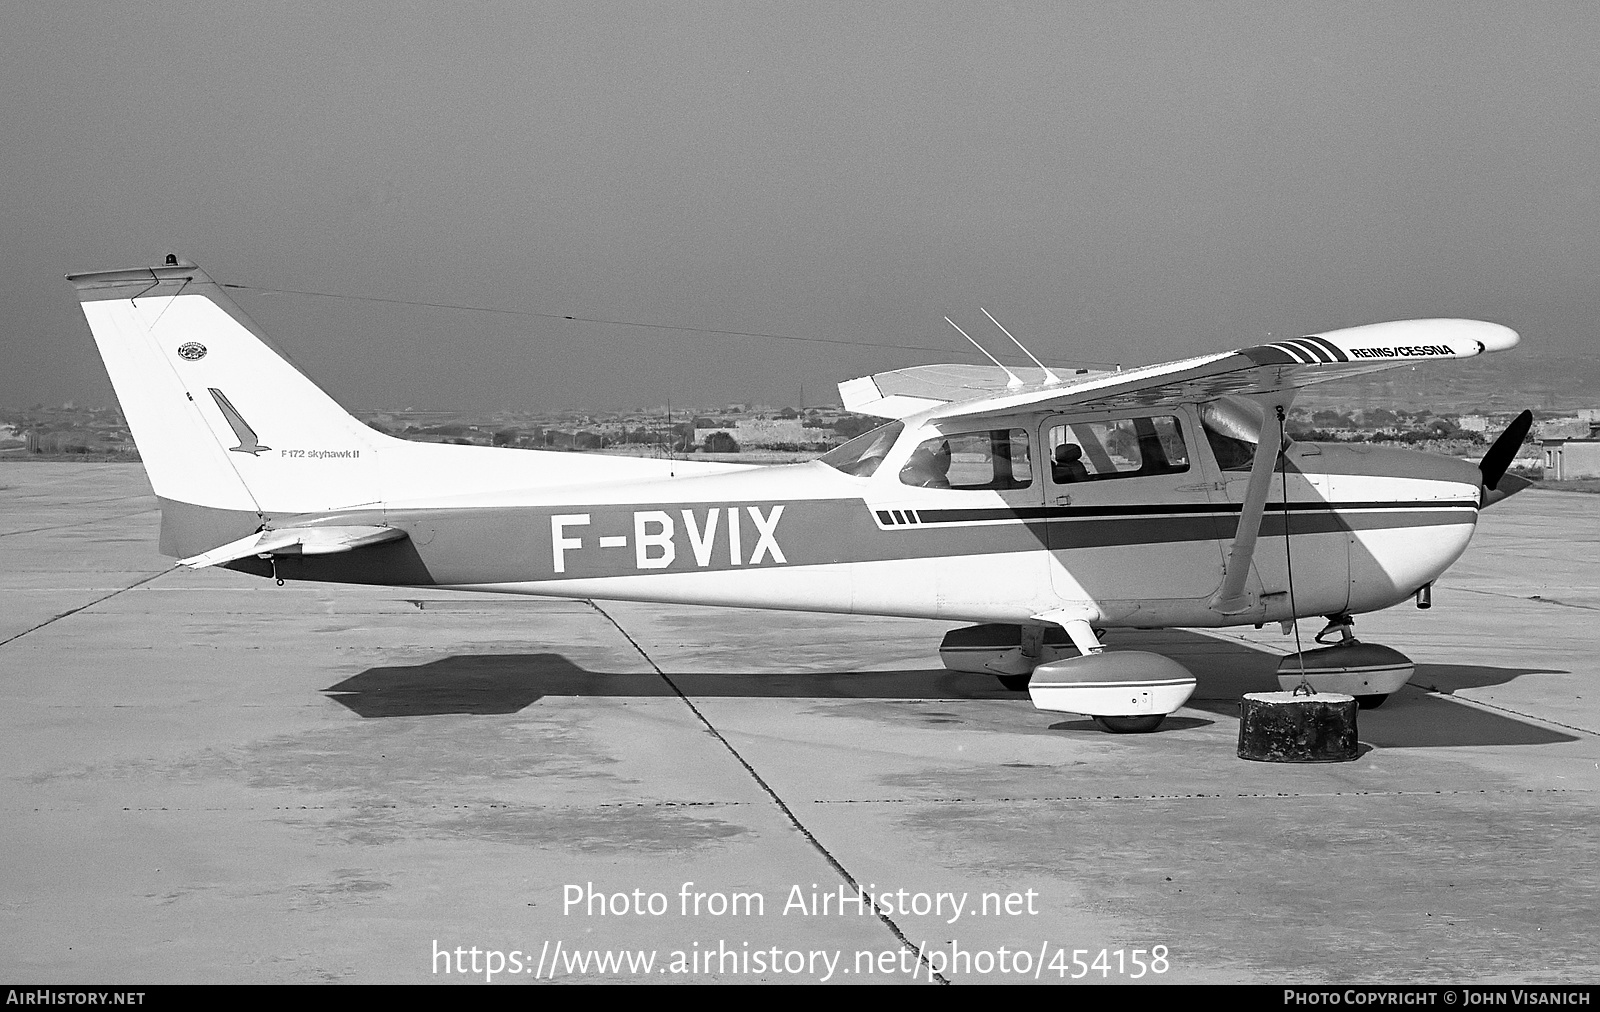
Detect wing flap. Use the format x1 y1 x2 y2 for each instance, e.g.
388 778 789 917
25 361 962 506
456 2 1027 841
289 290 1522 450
177 525 408 569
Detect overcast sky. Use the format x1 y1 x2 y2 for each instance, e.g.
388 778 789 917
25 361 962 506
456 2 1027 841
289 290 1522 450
3 2 1597 412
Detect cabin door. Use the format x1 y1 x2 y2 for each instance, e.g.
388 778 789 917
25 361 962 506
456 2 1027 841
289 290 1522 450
1217 441 1350 616
1041 409 1228 607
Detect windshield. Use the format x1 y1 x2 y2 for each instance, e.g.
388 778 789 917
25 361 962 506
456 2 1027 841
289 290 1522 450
818 420 904 477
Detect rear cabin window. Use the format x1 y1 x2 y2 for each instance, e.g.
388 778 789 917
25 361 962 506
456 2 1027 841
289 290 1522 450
898 428 1034 491
1047 415 1190 483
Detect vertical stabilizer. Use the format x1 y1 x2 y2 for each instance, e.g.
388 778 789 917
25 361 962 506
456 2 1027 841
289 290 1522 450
69 260 384 520
71 258 748 559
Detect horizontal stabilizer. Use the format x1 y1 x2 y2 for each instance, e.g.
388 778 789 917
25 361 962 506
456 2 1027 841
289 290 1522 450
177 525 407 569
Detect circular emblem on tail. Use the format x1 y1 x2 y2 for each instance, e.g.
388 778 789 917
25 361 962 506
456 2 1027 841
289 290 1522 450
177 342 207 361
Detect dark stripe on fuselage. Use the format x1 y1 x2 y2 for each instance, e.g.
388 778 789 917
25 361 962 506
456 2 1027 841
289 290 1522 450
241 495 1477 588
913 499 1478 524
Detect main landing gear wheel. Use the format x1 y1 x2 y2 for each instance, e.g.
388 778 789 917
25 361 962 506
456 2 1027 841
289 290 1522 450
996 673 1032 692
1092 714 1166 734
1354 694 1389 709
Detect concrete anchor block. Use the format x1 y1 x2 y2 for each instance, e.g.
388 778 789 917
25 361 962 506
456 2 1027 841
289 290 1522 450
1238 691 1359 762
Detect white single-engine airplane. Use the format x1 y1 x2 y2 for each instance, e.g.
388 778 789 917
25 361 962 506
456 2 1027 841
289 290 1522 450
70 258 1533 732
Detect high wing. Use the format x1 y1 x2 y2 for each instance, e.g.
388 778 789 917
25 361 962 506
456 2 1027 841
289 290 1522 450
840 319 1519 421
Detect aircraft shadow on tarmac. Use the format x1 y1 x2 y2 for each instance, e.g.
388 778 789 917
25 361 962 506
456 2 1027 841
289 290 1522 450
1179 647 1576 748
324 654 1023 718
323 630 1575 747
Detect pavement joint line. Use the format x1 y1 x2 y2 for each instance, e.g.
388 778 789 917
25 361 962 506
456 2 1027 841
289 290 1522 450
0 506 161 539
1418 689 1600 737
12 801 761 813
1452 586 1600 611
810 788 1597 805
0 568 170 651
9 788 1591 815
1201 628 1600 738
584 598 951 985
0 491 152 509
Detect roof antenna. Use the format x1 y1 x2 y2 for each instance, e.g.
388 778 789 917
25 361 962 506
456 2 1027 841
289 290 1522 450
664 394 675 477
945 317 1024 388
981 308 1061 385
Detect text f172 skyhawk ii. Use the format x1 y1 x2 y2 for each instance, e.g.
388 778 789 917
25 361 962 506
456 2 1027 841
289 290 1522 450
70 260 1532 732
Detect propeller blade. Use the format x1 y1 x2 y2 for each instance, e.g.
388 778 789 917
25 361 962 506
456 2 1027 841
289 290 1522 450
1481 471 1533 508
1479 409 1534 491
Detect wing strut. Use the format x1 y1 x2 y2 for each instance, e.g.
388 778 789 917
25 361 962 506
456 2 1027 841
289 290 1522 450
1210 396 1295 616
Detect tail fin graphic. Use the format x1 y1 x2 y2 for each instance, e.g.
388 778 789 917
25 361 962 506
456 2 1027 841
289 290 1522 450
209 389 272 455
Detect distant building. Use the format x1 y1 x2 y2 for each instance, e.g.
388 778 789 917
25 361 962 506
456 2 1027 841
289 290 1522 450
1543 439 1600 480
693 418 823 449
24 429 136 454
1536 417 1596 441
1539 416 1600 480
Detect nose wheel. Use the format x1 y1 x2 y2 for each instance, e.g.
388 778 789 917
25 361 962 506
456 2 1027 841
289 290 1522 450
1276 614 1413 708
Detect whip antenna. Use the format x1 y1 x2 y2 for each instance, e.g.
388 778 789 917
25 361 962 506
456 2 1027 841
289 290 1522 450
945 317 1023 388
981 308 1061 385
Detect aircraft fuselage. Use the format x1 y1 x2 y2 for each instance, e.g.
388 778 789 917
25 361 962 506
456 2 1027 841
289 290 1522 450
228 406 1485 633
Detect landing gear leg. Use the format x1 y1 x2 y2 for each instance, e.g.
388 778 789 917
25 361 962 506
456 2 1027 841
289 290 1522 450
1315 613 1357 646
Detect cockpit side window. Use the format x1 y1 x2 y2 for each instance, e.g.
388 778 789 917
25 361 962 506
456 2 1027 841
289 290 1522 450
819 420 904 477
1047 415 1190 483
899 428 1033 491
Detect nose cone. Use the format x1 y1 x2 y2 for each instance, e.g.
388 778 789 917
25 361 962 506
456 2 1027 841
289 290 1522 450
1481 471 1533 509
